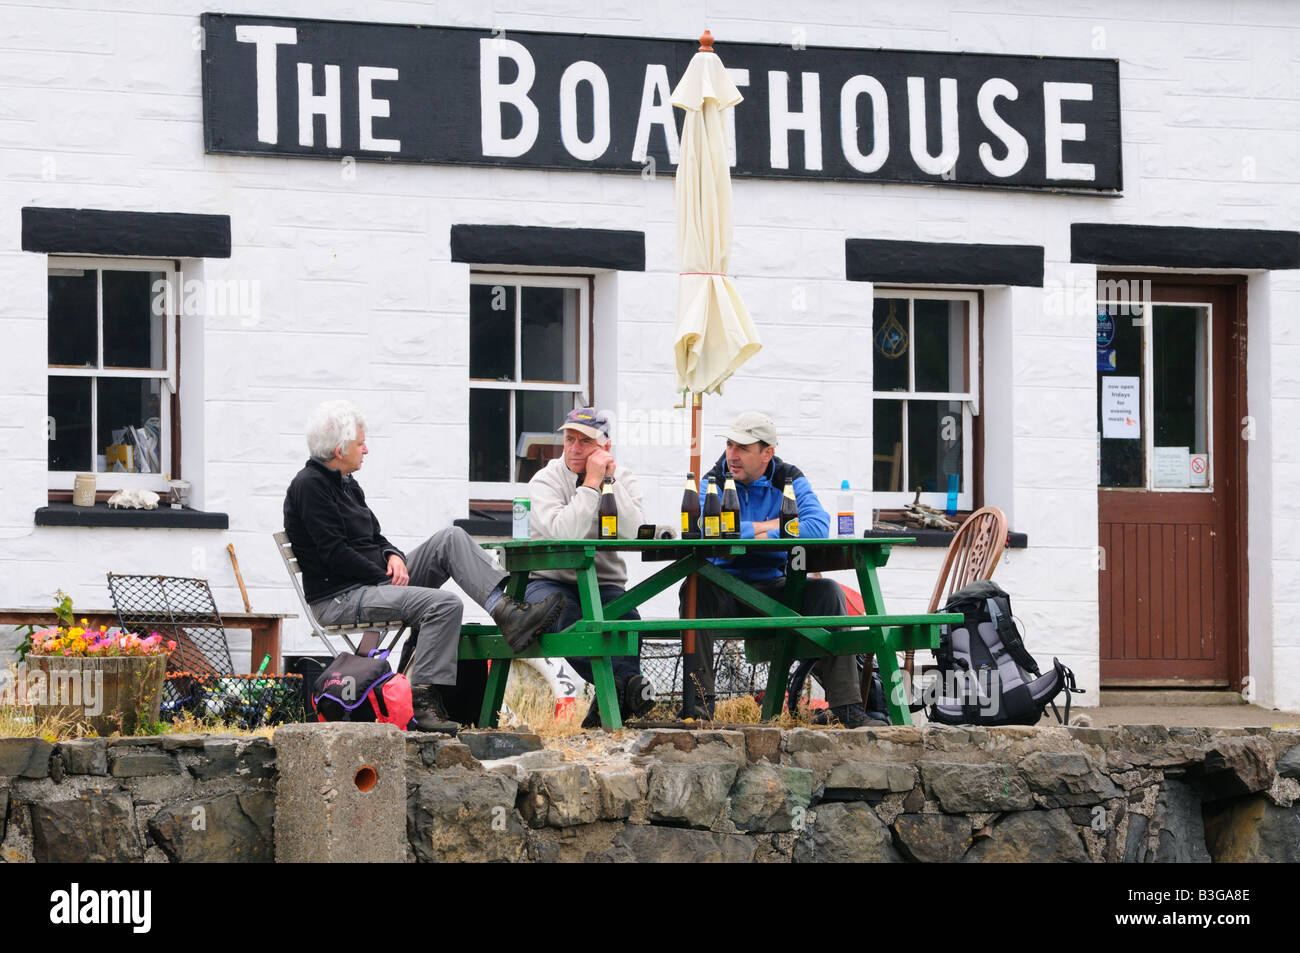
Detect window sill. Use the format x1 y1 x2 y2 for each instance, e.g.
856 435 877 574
35 502 229 529
454 517 512 538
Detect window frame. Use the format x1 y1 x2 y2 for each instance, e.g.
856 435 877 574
1096 296 1216 494
468 272 593 502
870 287 980 513
46 256 178 493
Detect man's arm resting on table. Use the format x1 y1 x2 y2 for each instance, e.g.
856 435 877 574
790 474 831 539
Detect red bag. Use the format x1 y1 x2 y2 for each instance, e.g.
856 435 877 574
311 650 415 730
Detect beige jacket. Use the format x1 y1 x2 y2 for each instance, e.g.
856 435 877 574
527 456 646 586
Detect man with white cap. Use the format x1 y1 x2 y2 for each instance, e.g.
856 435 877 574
680 410 879 727
525 407 656 727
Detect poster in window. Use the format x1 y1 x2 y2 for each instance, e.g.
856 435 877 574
1101 376 1140 439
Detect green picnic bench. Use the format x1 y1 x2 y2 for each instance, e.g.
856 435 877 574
464 538 961 730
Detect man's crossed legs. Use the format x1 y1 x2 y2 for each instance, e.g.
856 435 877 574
311 527 563 731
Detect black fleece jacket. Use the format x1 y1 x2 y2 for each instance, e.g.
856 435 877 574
283 458 406 602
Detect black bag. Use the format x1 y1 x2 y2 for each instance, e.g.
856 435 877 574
310 632 413 728
928 580 1082 726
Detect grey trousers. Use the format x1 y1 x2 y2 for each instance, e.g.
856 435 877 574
310 527 507 686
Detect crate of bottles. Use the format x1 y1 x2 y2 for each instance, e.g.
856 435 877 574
162 671 306 728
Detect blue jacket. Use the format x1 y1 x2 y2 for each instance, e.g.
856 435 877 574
701 452 830 582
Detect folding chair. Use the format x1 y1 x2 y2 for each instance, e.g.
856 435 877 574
272 531 409 660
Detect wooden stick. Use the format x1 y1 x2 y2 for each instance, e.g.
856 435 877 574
227 543 252 613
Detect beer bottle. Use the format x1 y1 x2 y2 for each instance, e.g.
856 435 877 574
779 482 800 538
721 476 741 538
599 476 618 538
702 477 722 538
680 472 701 539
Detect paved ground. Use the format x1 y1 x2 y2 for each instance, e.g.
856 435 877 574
1065 704 1300 728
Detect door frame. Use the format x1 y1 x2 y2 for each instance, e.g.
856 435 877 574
1096 272 1249 690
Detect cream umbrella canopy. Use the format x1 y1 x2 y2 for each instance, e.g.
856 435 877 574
672 32 760 719
672 31 761 408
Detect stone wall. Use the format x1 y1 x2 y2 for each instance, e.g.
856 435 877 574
0 734 276 863
406 724 1300 863
3 724 1298 862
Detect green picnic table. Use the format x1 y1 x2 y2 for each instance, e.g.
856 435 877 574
464 537 961 730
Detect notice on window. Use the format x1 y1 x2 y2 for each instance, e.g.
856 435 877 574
1190 453 1209 487
1154 446 1190 488
1101 376 1140 439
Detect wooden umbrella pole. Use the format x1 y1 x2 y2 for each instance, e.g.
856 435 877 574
683 392 703 714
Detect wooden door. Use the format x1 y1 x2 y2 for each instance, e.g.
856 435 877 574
1097 278 1246 686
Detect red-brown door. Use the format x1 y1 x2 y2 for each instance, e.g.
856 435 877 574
1097 278 1246 687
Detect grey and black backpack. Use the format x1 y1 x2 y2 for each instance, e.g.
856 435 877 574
928 580 1082 726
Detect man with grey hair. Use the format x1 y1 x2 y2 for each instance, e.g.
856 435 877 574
284 400 564 733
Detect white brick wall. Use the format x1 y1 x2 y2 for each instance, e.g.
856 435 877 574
2 0 1298 709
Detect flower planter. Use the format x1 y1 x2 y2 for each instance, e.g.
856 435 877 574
27 654 168 735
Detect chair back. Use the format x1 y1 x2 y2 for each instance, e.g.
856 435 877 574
273 531 324 637
926 506 1008 613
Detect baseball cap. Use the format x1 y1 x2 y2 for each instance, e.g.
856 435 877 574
558 407 612 441
722 411 778 447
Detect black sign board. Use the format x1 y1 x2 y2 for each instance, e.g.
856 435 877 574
201 13 1122 192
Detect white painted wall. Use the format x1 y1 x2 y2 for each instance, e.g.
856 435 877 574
2 0 1298 709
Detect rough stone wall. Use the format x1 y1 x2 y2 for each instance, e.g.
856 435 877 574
404 724 1300 863
0 734 276 862
3 724 1298 862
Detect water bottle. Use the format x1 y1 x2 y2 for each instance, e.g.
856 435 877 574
837 479 855 538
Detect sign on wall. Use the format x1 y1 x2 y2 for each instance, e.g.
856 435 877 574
201 13 1123 192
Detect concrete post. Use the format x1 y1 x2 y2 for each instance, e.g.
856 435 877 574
274 723 406 863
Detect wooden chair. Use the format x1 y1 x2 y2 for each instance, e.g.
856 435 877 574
849 505 1007 710
904 504 1008 678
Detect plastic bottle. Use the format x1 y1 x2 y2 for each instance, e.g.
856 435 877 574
837 479 855 538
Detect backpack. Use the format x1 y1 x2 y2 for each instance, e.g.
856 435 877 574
928 580 1081 726
311 633 414 730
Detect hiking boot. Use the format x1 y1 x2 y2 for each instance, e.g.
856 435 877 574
491 591 566 652
623 674 656 718
581 674 657 729
813 703 887 729
410 684 460 734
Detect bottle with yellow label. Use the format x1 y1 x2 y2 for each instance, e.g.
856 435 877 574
680 472 700 539
702 477 722 538
721 476 741 538
599 476 618 538
779 482 800 538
